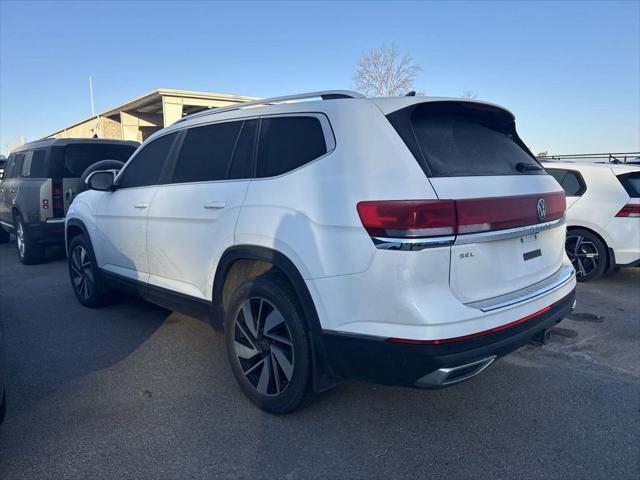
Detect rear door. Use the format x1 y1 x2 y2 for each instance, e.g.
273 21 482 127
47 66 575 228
49 142 137 216
146 119 256 299
0 154 19 227
386 101 567 303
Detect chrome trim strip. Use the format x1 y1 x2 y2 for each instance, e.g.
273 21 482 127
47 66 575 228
0 220 13 228
372 217 565 251
466 264 575 312
45 217 66 224
455 217 566 245
372 235 455 251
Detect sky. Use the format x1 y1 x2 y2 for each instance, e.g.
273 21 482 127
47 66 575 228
0 0 639 156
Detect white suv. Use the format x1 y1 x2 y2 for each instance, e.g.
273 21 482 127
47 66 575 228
66 91 576 413
542 161 640 281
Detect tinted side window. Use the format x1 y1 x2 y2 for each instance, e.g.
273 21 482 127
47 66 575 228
119 133 177 189
3 154 18 178
256 117 327 178
172 121 243 184
8 153 24 179
547 168 585 196
618 172 640 198
547 168 566 184
561 171 585 196
20 150 47 178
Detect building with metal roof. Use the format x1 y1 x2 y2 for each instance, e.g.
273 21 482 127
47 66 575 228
45 88 260 143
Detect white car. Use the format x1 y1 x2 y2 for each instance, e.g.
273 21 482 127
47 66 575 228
66 91 576 413
542 161 640 281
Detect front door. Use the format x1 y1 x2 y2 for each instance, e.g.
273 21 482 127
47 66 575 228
93 132 178 282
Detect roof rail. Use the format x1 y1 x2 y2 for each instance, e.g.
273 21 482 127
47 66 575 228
175 90 364 124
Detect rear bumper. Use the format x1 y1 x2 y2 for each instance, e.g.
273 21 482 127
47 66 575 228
25 220 65 245
321 289 575 388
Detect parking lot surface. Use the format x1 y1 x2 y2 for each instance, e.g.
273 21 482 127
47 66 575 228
0 241 638 479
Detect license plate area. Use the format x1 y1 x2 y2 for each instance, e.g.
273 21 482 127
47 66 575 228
520 234 542 261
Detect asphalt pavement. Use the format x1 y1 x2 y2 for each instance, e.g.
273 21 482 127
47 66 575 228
0 240 638 479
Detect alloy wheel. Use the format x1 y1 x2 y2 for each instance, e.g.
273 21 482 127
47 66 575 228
71 245 94 300
232 297 295 396
16 222 25 258
566 235 599 278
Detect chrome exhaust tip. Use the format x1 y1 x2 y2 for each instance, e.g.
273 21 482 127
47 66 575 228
415 355 497 388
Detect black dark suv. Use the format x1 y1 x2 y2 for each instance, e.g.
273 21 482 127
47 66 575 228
0 138 138 264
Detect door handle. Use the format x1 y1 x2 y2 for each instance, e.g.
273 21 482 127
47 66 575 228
204 201 226 209
134 202 149 209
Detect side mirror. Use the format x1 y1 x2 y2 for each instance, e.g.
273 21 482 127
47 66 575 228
86 170 116 191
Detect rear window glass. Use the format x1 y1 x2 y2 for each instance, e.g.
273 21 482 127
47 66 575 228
172 121 244 184
386 102 543 177
50 143 137 178
618 172 640 198
546 168 586 196
20 150 47 178
256 116 327 178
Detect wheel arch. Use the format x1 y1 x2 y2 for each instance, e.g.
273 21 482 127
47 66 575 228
212 245 337 392
65 218 90 256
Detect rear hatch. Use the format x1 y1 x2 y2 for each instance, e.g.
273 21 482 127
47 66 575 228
385 101 567 304
48 142 137 216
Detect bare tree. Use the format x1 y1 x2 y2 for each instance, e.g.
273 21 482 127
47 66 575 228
354 43 421 97
459 89 478 99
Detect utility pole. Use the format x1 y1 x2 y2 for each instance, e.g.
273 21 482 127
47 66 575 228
89 76 95 116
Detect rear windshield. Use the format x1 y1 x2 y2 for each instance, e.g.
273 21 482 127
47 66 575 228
386 102 543 177
618 172 640 198
49 143 137 178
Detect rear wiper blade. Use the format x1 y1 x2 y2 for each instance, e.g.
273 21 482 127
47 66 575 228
515 162 543 172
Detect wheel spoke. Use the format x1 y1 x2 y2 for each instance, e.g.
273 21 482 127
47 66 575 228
256 356 272 394
71 263 82 278
241 300 258 338
270 350 281 395
79 276 87 298
576 257 587 277
234 340 259 360
235 319 257 350
574 236 583 255
270 345 293 381
263 308 285 335
264 332 292 346
243 358 265 376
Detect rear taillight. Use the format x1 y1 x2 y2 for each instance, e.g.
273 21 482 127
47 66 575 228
357 191 566 239
356 200 456 238
52 184 63 210
615 204 640 218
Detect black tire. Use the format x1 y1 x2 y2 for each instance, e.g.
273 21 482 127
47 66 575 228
68 234 114 307
0 227 9 244
15 214 45 265
224 273 311 414
565 228 608 282
78 159 125 193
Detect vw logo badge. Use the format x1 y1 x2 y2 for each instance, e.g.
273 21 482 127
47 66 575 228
537 198 547 221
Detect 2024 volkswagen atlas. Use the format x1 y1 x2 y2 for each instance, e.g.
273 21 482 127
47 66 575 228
66 91 577 413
